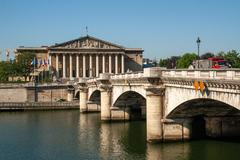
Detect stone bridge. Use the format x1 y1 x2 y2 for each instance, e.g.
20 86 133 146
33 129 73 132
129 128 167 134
76 68 240 142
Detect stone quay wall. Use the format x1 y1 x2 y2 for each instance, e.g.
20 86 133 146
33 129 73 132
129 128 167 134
0 83 70 102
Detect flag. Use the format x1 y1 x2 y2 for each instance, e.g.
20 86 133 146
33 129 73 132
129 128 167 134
35 59 38 65
44 59 48 66
40 59 43 66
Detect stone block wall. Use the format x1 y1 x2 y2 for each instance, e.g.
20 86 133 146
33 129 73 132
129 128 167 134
0 85 69 102
38 88 68 102
0 88 27 102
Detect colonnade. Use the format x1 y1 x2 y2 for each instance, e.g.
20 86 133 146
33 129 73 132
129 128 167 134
49 53 125 78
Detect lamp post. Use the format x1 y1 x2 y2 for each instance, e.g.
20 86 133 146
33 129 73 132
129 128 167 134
196 37 201 69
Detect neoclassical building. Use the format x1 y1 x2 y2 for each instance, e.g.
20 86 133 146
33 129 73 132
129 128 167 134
15 35 143 79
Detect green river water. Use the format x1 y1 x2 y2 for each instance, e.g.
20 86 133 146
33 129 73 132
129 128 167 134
0 110 239 160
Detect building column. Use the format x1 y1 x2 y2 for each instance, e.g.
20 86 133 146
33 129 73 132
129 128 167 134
56 54 59 77
96 55 99 77
78 78 88 112
109 55 112 73
69 54 73 78
146 87 165 143
89 55 92 77
63 54 66 78
83 55 86 77
76 55 79 78
121 54 124 73
102 54 105 73
115 54 118 74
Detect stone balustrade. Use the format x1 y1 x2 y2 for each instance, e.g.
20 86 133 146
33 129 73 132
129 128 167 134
161 69 240 80
110 71 144 79
86 68 240 82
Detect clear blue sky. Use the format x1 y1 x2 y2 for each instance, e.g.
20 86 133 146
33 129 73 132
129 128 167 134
0 0 239 60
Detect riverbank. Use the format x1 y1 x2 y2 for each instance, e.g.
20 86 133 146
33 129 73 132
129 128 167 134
0 101 79 111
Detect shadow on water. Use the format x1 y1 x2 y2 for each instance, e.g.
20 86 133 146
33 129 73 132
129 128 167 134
147 139 240 160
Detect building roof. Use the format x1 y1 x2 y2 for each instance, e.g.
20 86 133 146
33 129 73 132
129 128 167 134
50 35 125 49
15 35 144 52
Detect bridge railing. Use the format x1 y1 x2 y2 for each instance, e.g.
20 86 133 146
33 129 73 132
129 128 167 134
161 69 240 80
83 68 240 84
111 71 144 79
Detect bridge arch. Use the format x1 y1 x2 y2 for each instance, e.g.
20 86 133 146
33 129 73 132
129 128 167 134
111 85 146 107
166 98 240 139
165 86 240 117
166 98 240 119
113 91 146 120
89 89 101 104
74 90 79 100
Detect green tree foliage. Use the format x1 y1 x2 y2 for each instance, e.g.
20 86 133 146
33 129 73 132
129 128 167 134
0 62 11 81
223 50 240 68
159 58 167 67
159 56 180 69
15 52 35 76
0 53 35 82
216 51 225 58
177 53 197 68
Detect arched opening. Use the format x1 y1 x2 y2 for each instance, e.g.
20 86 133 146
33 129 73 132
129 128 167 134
88 90 101 112
113 91 146 120
192 116 206 139
89 90 101 104
75 91 79 100
167 98 240 140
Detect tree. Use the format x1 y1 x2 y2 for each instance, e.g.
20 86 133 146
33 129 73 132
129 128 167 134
177 53 197 69
200 52 214 59
223 50 240 68
0 52 35 82
15 52 35 78
0 62 9 81
159 56 180 69
159 58 168 68
216 51 225 58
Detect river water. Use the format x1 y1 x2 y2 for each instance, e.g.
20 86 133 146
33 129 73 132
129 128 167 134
0 110 239 160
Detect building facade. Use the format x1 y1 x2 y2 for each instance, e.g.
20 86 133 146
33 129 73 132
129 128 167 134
15 35 143 79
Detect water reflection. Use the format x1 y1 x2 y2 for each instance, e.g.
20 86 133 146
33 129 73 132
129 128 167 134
0 111 239 160
147 142 190 160
99 121 146 159
78 113 101 159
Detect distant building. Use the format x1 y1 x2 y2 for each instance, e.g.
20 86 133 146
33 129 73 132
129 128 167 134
15 35 143 79
143 58 157 68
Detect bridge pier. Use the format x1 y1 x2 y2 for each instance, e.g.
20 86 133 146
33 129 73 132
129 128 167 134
79 89 88 112
87 101 101 112
78 78 88 113
67 87 74 102
100 88 112 121
98 73 112 121
146 87 165 143
162 118 192 141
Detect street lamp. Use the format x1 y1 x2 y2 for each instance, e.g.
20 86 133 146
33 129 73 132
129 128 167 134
196 37 201 68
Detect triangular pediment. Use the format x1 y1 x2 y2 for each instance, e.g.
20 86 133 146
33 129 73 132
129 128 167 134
51 35 125 49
